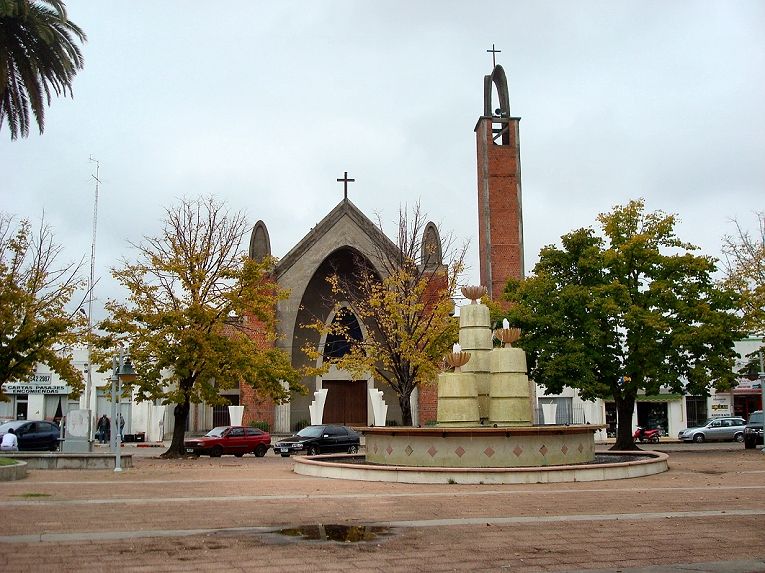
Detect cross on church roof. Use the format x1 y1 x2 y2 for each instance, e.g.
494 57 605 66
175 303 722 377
487 43 501 68
337 171 355 200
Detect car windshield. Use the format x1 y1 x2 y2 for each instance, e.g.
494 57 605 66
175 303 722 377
749 412 763 424
296 426 324 438
205 427 228 437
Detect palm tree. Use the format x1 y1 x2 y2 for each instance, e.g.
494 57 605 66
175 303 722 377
0 0 86 139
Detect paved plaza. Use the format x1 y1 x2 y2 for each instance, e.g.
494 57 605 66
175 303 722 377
0 445 764 572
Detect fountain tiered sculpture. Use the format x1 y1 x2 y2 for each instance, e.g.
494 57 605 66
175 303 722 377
363 286 600 468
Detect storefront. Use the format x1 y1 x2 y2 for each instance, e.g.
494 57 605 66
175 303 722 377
0 374 73 423
733 379 763 420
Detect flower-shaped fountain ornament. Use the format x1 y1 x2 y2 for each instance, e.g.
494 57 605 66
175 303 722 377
460 285 487 304
494 318 521 348
444 343 471 372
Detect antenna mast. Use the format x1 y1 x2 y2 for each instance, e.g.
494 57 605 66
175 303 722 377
85 156 100 418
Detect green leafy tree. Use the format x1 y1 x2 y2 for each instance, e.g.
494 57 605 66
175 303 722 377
0 213 85 397
503 200 743 449
304 204 464 426
0 0 86 139
96 197 302 458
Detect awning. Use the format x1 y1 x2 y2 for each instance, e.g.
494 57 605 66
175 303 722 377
636 394 683 402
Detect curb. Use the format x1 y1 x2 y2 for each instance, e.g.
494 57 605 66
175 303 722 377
0 459 28 481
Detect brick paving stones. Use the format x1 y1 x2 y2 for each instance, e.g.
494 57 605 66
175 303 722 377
0 447 763 572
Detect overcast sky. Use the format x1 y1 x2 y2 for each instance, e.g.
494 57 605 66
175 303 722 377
1 1 763 319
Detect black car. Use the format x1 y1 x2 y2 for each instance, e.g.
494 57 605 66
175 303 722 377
273 425 360 457
0 420 60 451
744 410 763 449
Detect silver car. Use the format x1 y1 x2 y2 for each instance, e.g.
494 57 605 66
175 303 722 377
678 417 746 443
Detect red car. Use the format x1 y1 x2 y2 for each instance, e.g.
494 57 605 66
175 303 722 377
184 426 271 457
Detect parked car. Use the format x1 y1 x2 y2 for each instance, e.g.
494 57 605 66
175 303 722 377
677 417 746 443
744 410 763 449
273 424 360 457
184 426 271 457
0 420 60 451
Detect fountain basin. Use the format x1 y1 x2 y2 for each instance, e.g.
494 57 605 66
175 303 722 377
293 450 669 484
361 425 600 468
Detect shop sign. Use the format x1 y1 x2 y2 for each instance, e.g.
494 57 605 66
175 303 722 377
2 383 69 395
710 394 731 417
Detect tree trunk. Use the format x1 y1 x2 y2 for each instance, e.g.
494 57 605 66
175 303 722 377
398 390 413 426
611 393 639 451
161 396 190 458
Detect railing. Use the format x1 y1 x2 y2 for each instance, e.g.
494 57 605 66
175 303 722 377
534 405 587 425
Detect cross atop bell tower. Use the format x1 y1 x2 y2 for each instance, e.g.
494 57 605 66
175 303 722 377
475 61 524 301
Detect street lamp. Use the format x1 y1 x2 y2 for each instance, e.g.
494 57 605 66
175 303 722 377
759 349 765 454
110 349 136 472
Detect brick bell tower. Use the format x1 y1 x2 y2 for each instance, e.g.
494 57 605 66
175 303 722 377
476 63 524 300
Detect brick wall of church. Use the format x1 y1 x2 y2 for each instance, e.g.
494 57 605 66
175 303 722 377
418 382 439 425
417 265 449 425
238 310 276 429
219 298 278 430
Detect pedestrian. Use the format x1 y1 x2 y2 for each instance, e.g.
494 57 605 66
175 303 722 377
97 414 110 444
119 414 125 442
1 428 19 451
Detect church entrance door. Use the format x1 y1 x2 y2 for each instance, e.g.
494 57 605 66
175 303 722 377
322 381 367 426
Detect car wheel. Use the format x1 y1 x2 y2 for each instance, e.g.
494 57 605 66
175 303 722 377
734 433 744 443
307 445 319 456
210 446 224 457
280 454 290 457
254 444 268 457
348 445 359 454
693 433 705 443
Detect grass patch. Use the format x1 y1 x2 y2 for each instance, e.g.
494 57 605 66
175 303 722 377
15 493 51 498
0 457 17 466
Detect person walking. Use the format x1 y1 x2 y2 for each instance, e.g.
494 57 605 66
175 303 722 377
119 414 125 442
1 428 19 451
97 415 110 444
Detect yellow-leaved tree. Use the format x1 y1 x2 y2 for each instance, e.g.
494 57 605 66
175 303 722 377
0 213 85 397
95 197 302 458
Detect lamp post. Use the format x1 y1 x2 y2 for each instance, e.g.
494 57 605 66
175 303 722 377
110 348 136 472
759 349 765 454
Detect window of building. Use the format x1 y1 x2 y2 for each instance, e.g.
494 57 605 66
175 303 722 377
685 396 707 427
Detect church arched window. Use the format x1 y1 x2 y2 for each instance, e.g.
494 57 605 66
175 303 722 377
323 308 363 360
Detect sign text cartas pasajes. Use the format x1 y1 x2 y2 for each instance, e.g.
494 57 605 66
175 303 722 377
2 383 69 395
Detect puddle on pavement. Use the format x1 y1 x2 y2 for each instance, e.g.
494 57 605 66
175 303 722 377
277 524 392 543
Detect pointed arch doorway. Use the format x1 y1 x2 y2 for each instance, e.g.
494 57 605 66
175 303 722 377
320 305 369 426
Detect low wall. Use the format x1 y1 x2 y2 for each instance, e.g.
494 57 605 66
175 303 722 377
294 450 669 484
0 453 133 470
363 425 600 468
0 459 28 481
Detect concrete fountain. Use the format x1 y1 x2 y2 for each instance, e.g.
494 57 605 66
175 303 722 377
293 287 668 483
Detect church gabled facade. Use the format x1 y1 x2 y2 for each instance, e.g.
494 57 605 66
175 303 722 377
242 197 444 432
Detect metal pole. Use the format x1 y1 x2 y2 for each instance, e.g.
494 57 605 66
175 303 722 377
85 157 100 442
759 349 765 454
115 349 123 473
110 356 117 453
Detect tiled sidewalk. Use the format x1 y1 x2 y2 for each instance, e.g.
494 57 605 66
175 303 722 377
0 447 763 572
